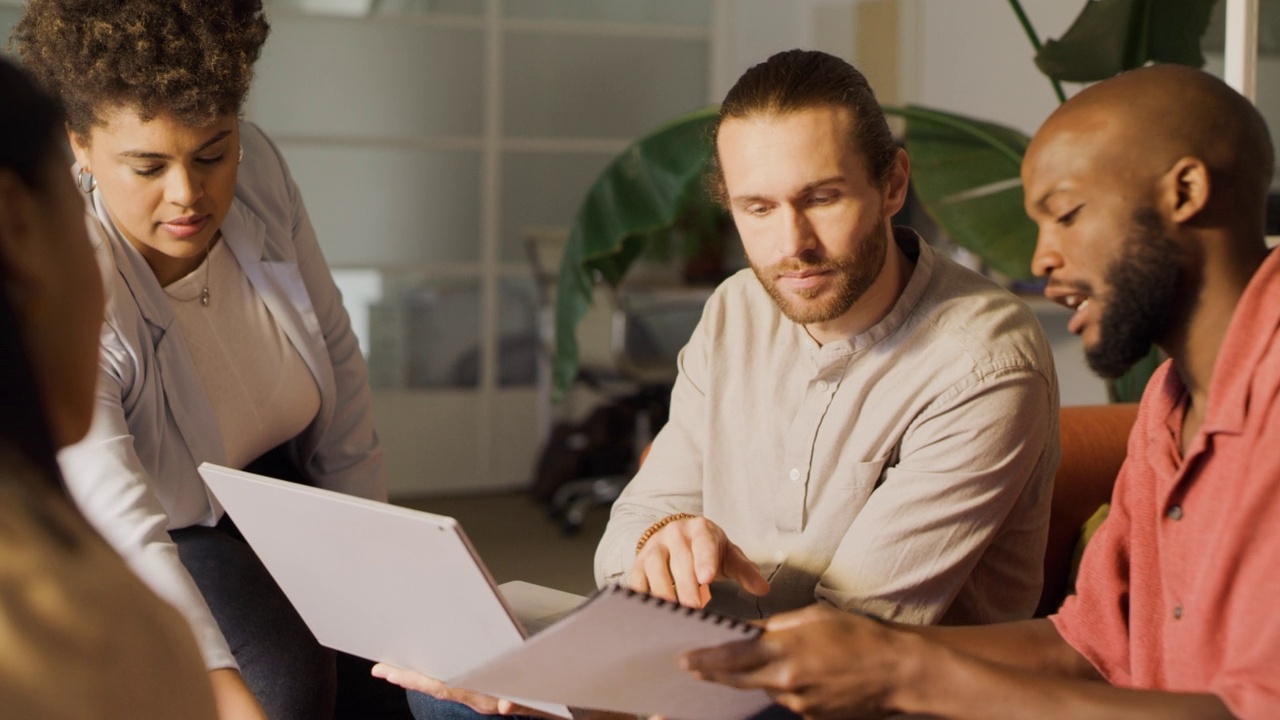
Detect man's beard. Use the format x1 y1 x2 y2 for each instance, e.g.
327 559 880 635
1086 208 1185 378
750 215 889 327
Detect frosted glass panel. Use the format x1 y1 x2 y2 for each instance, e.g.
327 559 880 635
500 151 613 262
502 0 710 27
367 275 481 390
0 8 22 53
250 17 484 139
503 33 708 139
498 278 540 388
278 142 481 265
331 268 384 360
379 0 482 16
367 277 540 389
402 278 481 389
271 0 482 17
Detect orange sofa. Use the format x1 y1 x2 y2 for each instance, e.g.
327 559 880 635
1036 403 1139 616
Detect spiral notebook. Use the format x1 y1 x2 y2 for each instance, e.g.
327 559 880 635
453 585 773 720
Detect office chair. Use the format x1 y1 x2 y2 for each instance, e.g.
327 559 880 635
523 230 708 533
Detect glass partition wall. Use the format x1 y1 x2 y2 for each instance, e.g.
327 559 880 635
250 0 713 494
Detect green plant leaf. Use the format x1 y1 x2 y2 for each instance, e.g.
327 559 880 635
1145 0 1220 67
887 104 1039 280
1034 0 1219 83
552 106 721 397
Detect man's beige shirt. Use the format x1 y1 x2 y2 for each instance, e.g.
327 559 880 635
595 230 1060 625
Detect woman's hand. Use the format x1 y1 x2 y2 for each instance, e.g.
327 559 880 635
372 663 558 717
208 668 268 720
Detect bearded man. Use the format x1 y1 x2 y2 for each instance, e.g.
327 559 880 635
593 49 1060 627
683 64 1278 720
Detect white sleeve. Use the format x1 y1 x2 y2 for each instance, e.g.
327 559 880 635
58 343 235 671
593 303 714 587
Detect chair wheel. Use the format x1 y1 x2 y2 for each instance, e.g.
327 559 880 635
559 495 592 535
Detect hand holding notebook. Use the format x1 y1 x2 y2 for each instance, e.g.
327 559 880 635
452 585 773 720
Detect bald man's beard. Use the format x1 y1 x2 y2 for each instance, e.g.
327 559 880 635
750 215 890 327
1087 208 1183 378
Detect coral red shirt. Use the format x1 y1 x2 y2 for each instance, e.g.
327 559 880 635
1052 248 1280 718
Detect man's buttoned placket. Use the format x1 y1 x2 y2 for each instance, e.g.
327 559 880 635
776 344 853 535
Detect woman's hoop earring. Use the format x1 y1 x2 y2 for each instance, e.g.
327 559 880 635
76 168 97 194
238 146 244 165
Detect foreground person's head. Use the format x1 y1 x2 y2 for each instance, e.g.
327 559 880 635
0 58 103 458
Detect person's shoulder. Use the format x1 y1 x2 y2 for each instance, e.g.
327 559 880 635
692 268 784 335
229 122 299 253
237 121 282 166
81 218 146 368
915 247 1053 374
925 248 1033 315
708 267 777 312
83 214 131 318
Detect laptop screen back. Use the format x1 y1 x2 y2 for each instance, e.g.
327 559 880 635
197 463 526 680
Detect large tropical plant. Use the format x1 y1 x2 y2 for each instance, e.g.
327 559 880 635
883 0 1219 283
553 0 1220 399
551 106 722 397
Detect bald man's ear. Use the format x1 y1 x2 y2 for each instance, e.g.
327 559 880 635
1163 157 1210 225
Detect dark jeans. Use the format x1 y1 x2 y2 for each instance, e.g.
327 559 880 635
173 518 333 718
173 444 412 719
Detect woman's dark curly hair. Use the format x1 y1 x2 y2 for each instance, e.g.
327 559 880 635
12 0 270 137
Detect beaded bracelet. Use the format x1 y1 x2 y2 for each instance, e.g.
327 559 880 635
635 512 698 554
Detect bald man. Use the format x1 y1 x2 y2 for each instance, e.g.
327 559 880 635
681 65 1278 719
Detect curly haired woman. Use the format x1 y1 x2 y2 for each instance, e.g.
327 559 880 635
13 2 407 718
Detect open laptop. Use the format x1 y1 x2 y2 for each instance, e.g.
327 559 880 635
197 463 580 717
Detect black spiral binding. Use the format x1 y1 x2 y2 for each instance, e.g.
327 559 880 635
603 584 763 637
